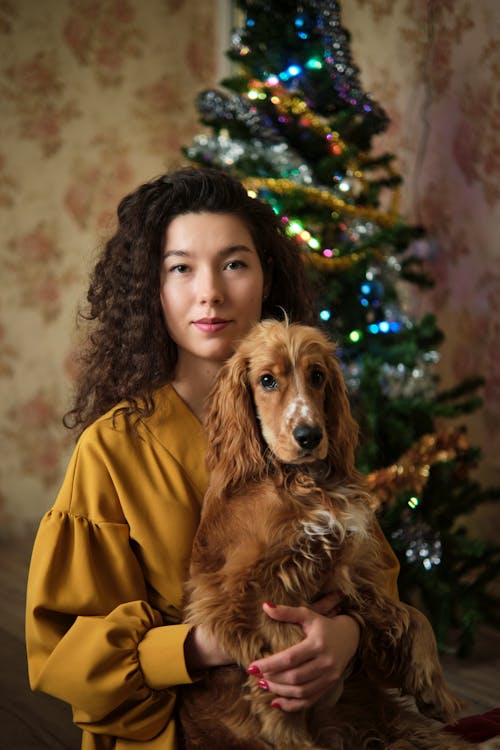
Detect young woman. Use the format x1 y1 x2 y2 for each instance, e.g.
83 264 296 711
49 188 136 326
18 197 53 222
25 167 400 750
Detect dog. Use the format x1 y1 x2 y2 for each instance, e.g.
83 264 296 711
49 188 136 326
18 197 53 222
179 319 473 750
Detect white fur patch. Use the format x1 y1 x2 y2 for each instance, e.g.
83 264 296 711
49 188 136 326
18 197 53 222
285 397 313 424
300 506 369 543
301 509 340 539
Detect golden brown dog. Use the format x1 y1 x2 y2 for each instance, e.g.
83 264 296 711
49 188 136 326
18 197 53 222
179 319 473 750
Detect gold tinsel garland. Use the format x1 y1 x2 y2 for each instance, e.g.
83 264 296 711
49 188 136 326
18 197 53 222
269 88 402 214
303 247 386 272
367 429 471 508
244 176 399 227
266 86 350 155
247 81 401 212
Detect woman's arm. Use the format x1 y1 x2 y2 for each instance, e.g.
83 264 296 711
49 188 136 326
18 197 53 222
183 623 234 673
25 429 198 741
26 509 194 740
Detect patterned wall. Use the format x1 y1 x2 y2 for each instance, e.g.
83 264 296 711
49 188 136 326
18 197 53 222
342 0 500 541
1 0 499 539
0 0 220 533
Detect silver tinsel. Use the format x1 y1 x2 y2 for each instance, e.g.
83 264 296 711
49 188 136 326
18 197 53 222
341 348 439 401
196 89 278 141
392 520 442 571
230 0 388 133
185 133 313 184
379 352 440 400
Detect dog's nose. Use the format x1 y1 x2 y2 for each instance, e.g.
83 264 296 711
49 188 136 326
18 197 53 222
293 424 323 450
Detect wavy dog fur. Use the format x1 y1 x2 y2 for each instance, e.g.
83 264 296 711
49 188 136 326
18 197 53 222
179 320 469 750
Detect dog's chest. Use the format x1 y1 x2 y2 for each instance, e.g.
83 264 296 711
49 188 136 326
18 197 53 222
292 502 367 563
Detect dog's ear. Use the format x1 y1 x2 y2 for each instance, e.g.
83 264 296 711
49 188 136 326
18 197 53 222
324 353 359 481
204 346 267 496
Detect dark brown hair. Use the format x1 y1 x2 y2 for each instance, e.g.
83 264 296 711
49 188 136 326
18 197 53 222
64 166 316 433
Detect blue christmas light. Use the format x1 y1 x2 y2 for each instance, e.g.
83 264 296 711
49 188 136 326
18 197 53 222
368 320 400 335
287 64 302 77
246 18 255 26
320 309 331 322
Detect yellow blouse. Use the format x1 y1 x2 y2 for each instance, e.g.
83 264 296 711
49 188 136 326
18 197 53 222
26 384 399 750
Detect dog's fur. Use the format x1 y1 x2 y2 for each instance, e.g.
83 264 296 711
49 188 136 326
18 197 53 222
179 320 472 750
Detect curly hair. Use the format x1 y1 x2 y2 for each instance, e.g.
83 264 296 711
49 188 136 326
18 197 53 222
64 166 317 433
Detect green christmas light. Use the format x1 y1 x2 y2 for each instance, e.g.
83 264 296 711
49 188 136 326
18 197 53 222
305 57 323 70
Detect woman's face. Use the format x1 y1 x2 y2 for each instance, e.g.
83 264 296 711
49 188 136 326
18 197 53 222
160 211 268 370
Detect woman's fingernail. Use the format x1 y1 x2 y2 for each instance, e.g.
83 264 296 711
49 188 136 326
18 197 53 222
263 601 277 608
258 679 269 690
271 700 282 710
246 665 263 676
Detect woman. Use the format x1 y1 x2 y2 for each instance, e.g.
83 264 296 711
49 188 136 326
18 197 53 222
26 167 400 749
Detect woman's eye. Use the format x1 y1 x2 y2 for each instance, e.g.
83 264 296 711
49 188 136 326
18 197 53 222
225 259 247 271
311 369 325 387
259 373 278 391
169 264 189 274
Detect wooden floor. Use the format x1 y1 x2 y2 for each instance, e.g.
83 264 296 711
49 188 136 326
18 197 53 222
1 530 499 750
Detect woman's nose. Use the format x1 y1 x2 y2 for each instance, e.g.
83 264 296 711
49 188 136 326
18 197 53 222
198 270 224 305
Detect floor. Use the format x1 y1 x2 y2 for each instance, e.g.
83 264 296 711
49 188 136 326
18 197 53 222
1 529 499 750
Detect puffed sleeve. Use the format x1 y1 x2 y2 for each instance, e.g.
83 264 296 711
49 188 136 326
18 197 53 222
26 431 195 741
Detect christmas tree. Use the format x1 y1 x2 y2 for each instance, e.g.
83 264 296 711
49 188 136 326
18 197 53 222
184 0 500 655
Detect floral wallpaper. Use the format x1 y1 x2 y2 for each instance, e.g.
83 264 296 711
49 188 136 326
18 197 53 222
342 0 500 540
1 0 499 541
0 0 219 534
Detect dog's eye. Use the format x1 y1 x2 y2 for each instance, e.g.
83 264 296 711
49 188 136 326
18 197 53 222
311 368 325 387
259 374 278 391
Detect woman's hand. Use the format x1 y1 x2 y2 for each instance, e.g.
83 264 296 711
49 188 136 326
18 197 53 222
184 624 234 673
247 602 360 712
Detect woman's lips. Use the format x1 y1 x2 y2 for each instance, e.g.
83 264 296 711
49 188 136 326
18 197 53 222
193 318 231 333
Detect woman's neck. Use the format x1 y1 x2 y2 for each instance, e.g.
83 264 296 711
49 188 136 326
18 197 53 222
171 359 222 423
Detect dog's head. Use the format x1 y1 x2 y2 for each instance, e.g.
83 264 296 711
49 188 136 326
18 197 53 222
205 320 359 493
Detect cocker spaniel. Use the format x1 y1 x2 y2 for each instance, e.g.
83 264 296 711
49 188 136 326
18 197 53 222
179 319 473 750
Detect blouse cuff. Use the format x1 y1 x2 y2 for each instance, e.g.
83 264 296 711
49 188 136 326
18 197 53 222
138 623 194 689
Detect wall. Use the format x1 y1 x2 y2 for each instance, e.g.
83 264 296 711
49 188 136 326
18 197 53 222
1 0 499 538
0 0 221 533
342 0 500 540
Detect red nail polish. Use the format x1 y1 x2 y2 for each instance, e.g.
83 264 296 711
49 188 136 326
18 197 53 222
263 600 277 608
246 665 263 676
271 700 282 710
258 679 269 690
